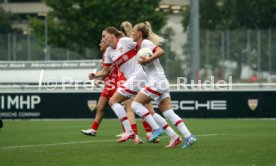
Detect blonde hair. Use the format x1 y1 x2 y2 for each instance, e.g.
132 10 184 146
135 21 165 45
120 21 133 37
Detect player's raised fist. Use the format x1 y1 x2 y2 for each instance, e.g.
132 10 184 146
89 73 96 80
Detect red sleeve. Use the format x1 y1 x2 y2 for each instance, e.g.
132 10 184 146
103 63 112 67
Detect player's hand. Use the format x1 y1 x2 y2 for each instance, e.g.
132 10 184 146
88 73 96 80
138 56 151 65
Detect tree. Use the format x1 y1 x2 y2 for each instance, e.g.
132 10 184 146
29 0 167 59
182 0 276 31
220 0 276 30
0 7 15 33
0 7 21 60
182 0 276 81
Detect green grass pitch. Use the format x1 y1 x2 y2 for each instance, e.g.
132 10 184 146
0 119 276 166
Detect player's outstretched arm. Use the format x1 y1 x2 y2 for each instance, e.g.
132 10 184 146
89 66 111 80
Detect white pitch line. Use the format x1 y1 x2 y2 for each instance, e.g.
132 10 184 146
196 134 219 137
0 140 113 150
0 133 231 150
196 134 230 137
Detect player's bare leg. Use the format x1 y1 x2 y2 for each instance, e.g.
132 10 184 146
125 99 144 144
109 92 135 143
145 102 181 147
81 96 109 136
132 92 164 142
159 98 196 149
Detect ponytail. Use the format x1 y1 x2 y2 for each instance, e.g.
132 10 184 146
145 21 165 45
136 21 165 45
120 21 133 37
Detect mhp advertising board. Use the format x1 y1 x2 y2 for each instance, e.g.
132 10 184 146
0 91 276 119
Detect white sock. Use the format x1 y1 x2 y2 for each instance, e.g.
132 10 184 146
111 103 133 133
131 101 159 130
153 113 176 138
163 109 191 138
146 132 152 137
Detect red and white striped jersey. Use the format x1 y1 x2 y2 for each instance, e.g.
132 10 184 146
103 37 146 80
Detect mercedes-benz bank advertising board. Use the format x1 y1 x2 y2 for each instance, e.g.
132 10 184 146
1 91 276 119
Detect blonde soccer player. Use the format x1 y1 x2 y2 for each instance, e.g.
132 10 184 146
131 21 196 149
120 21 185 146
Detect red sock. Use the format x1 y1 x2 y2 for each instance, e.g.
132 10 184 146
142 121 152 132
91 121 99 130
131 124 138 135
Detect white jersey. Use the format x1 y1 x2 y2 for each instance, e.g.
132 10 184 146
139 39 170 104
140 39 166 81
103 37 146 80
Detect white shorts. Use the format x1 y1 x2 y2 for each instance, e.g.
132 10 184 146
117 77 147 98
140 79 170 105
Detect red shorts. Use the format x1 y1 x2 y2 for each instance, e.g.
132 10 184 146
100 69 127 98
117 73 126 86
101 78 126 98
100 87 116 98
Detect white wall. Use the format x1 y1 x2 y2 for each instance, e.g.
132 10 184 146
163 15 187 57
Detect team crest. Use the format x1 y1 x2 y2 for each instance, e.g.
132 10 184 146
248 99 258 111
119 47 124 53
122 54 128 61
87 100 97 111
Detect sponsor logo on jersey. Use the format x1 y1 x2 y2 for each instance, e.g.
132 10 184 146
119 47 124 53
122 54 128 61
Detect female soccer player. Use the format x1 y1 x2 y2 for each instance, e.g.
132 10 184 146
82 22 154 144
90 27 164 143
131 21 197 149
120 21 184 147
119 21 157 142
81 40 144 144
